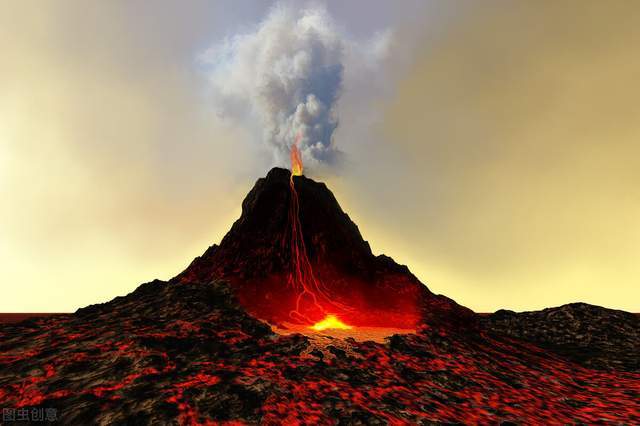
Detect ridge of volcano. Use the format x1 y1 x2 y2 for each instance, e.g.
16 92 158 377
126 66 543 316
177 167 473 329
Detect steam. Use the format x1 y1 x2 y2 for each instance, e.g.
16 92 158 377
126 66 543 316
202 4 390 168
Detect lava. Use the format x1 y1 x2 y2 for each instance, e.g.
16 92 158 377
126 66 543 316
290 141 303 176
286 136 352 324
309 314 352 331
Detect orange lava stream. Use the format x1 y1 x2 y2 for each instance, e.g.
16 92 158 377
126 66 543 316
286 135 353 325
291 142 303 176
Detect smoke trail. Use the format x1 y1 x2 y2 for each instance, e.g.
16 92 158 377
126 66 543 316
202 3 390 169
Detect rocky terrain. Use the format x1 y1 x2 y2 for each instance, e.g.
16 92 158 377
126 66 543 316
1 168 638 424
482 303 640 371
1 279 639 424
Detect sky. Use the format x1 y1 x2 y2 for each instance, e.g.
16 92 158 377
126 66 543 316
1 1 639 313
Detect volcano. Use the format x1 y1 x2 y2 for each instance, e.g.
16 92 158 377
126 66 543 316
178 167 472 330
0 168 639 424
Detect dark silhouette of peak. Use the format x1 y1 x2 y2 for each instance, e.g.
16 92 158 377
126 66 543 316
181 167 397 279
177 167 473 328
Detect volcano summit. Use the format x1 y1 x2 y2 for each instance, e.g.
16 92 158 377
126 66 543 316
0 169 638 424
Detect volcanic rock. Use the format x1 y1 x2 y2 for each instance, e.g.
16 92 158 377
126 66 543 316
1 168 639 424
482 303 640 371
1 279 638 424
177 167 474 329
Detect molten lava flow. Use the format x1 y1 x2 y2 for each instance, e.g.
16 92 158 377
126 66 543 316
285 135 353 324
290 143 303 176
310 314 352 331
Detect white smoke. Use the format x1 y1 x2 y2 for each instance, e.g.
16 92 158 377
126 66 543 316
201 3 390 168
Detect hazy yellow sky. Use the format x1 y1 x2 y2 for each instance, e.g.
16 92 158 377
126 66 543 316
2 1 639 312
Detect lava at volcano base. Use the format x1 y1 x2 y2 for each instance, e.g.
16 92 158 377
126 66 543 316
0 280 638 424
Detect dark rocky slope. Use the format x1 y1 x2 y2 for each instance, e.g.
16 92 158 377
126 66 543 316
482 302 640 371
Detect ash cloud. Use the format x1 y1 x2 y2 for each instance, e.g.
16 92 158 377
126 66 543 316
201 3 390 169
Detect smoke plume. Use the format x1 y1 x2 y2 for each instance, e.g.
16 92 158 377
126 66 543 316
202 4 389 168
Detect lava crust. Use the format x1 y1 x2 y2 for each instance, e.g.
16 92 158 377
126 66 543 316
1 280 639 424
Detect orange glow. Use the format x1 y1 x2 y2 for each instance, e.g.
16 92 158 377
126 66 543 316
286 133 354 324
309 314 352 331
290 137 303 176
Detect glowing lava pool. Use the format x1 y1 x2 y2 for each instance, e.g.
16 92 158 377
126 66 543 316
310 314 352 331
273 317 416 343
